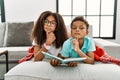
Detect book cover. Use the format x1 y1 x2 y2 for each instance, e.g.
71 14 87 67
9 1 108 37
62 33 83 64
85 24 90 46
42 51 86 64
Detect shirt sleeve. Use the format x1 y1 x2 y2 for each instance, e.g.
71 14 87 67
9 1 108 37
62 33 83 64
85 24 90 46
32 39 39 46
87 38 96 52
61 40 71 57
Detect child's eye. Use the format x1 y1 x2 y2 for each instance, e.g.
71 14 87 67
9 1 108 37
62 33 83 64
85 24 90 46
72 27 77 29
72 27 85 30
51 22 57 25
79 28 85 29
44 20 49 24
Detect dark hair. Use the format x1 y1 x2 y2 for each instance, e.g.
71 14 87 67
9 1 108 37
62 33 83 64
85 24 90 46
31 11 68 48
70 16 89 30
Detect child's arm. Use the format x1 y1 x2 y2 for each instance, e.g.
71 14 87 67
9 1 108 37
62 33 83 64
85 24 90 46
72 38 94 64
75 50 94 64
34 46 46 61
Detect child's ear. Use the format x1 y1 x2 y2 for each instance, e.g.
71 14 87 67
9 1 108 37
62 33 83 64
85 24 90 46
86 30 89 35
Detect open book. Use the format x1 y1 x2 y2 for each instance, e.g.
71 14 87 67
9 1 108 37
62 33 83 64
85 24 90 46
42 51 86 64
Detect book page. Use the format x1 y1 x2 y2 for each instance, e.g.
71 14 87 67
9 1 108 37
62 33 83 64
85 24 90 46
41 51 63 62
63 58 86 63
42 51 86 64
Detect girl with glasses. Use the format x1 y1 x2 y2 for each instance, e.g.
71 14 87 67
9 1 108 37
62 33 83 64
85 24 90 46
31 11 68 61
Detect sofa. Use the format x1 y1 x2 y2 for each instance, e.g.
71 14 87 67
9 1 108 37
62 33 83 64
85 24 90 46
2 24 120 80
0 22 120 80
4 41 120 80
0 21 34 79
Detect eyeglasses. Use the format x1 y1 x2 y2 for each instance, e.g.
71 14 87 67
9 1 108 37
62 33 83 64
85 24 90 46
44 19 57 27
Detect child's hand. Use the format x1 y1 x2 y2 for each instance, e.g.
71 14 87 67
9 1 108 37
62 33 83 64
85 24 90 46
72 38 79 52
50 59 61 66
46 32 56 45
67 62 78 67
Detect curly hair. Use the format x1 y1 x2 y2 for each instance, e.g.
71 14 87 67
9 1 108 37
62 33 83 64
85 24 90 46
31 11 68 48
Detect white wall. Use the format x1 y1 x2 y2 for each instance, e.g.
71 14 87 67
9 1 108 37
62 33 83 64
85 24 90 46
4 0 120 44
4 0 56 22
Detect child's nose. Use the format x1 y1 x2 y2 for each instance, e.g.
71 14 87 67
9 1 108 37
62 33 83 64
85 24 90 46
76 28 80 31
47 22 51 26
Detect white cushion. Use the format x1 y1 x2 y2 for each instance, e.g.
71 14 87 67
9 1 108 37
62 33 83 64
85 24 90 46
94 38 120 59
5 61 120 80
0 47 30 62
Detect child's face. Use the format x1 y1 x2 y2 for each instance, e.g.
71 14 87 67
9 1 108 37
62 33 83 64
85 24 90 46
71 21 88 39
44 15 57 33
